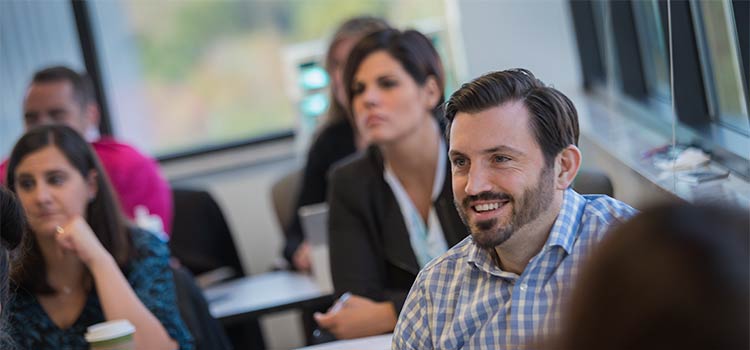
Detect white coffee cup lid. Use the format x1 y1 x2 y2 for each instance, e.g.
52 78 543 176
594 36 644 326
85 319 135 343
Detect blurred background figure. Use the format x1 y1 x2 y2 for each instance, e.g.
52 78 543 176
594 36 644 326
554 202 749 350
282 16 390 272
0 66 173 237
0 187 25 349
314 28 467 339
5 125 191 349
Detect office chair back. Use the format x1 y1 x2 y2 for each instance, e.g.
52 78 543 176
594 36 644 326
170 188 245 278
573 168 615 197
270 168 302 232
171 189 267 349
172 265 233 350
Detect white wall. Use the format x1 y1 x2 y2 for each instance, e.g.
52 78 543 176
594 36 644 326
163 139 299 276
453 0 582 91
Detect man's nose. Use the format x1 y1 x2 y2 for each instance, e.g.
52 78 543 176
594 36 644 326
465 165 492 195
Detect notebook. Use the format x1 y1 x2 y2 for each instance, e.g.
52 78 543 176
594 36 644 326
298 202 329 246
298 202 333 292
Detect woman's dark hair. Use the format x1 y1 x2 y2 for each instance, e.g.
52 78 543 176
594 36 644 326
342 28 445 119
444 69 579 167
555 202 749 350
5 125 133 295
0 186 25 348
323 16 390 125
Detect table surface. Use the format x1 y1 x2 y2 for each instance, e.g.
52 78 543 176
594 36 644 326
203 270 333 324
296 334 393 350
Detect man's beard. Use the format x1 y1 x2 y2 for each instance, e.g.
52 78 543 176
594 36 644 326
455 165 555 249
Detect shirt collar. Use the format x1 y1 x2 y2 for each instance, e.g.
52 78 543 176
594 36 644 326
467 239 513 278
544 188 586 255
466 188 586 274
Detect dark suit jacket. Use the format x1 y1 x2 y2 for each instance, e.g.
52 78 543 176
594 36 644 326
327 145 468 313
283 119 357 265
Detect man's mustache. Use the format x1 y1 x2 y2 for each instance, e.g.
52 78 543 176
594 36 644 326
462 191 512 208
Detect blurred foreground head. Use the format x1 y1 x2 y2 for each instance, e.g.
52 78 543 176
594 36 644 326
1 186 25 347
556 202 749 350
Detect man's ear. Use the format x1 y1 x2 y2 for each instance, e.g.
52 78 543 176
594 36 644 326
422 76 441 111
85 102 101 130
554 145 582 190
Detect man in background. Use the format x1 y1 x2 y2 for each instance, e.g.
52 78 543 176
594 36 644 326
0 66 173 236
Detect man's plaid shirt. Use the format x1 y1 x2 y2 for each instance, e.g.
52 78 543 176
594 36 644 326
393 189 636 349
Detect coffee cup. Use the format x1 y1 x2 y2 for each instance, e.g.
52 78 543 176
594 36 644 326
85 319 136 350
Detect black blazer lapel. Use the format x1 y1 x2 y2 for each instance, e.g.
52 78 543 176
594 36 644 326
379 188 421 276
435 161 469 247
369 149 421 276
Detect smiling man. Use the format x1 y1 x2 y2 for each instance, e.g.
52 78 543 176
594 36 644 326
392 69 636 349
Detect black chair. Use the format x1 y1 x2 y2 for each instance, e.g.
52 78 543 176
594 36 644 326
172 265 233 350
170 188 265 350
170 189 245 279
270 168 303 235
573 168 615 197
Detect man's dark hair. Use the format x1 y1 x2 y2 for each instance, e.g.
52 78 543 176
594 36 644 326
31 66 95 107
444 69 579 165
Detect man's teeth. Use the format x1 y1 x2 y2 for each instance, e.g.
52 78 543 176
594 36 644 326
474 203 500 212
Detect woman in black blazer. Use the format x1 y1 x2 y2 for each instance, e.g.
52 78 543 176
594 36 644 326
314 29 467 339
282 16 390 272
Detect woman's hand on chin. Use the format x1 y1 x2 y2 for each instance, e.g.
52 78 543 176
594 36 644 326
56 216 112 268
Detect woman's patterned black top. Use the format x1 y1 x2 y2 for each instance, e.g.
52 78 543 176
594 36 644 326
7 228 193 349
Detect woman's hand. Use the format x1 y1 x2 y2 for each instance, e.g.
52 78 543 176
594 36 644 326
56 215 112 268
314 294 397 339
293 242 312 272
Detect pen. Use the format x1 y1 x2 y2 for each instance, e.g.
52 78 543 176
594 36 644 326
329 292 352 313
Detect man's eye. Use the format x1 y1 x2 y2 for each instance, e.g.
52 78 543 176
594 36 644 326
50 110 66 121
452 158 467 168
379 79 398 89
24 114 39 125
493 155 511 163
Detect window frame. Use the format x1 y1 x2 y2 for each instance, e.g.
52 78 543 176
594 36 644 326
72 0 113 136
569 0 750 179
732 0 749 107
75 0 301 162
689 0 749 135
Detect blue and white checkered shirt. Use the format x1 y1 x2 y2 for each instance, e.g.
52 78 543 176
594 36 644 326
393 189 636 349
